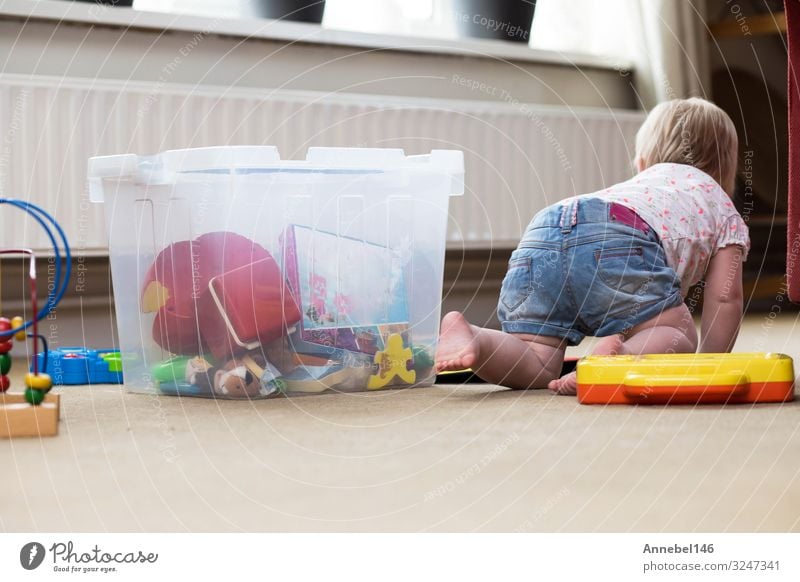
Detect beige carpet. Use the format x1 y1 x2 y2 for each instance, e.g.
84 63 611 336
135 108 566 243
2 316 799 533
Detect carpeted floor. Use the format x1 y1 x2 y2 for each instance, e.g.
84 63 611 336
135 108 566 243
2 315 799 533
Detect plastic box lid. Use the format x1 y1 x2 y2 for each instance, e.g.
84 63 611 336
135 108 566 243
88 146 464 202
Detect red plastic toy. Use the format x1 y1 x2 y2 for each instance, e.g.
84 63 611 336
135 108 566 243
141 232 301 360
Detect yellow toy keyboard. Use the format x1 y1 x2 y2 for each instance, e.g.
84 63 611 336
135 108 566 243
577 352 795 405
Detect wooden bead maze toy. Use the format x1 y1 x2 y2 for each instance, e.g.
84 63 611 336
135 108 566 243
0 199 70 437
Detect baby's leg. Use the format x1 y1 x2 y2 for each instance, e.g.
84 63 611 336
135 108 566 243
435 311 565 389
548 304 697 395
622 303 697 353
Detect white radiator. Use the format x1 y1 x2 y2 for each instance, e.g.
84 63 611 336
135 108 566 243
0 74 644 252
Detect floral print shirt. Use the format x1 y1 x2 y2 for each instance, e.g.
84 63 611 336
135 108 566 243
585 162 750 296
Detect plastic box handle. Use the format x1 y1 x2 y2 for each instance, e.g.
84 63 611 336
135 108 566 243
622 372 749 401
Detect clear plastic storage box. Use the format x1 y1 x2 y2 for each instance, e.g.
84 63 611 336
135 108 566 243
89 146 463 399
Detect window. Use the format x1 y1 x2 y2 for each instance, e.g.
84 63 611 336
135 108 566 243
134 0 631 64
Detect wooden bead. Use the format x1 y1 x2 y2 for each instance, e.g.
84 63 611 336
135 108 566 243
0 353 10 375
0 375 9 392
24 387 46 405
24 373 52 391
11 316 25 341
0 317 11 353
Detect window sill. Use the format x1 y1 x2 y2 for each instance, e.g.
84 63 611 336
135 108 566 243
5 0 631 72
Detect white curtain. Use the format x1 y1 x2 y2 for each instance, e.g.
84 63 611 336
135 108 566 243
531 0 710 108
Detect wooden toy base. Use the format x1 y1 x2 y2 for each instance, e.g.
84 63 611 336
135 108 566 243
0 392 60 437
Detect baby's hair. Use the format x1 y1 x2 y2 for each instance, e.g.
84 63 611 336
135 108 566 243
635 97 738 195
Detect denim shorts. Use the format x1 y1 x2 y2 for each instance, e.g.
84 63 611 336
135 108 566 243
497 197 683 346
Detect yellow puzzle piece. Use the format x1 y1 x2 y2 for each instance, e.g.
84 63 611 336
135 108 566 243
367 334 416 389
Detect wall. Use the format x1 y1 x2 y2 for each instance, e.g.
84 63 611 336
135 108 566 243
0 2 638 348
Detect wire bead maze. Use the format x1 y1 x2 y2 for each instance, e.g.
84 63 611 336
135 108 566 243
0 199 70 437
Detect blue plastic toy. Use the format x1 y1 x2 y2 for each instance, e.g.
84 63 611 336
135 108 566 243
157 381 213 397
32 347 123 385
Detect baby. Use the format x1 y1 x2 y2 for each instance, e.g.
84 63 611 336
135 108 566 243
436 97 750 395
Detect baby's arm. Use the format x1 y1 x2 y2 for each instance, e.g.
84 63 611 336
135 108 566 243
699 245 744 353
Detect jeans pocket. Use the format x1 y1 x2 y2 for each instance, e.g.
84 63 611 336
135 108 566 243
500 254 533 312
594 246 647 294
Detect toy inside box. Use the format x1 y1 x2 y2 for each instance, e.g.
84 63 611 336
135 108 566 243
576 352 795 405
89 146 463 399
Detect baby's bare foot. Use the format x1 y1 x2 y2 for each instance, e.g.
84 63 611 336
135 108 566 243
548 334 626 396
548 372 577 395
435 311 480 372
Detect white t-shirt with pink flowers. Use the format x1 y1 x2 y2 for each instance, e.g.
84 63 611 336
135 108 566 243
585 162 750 296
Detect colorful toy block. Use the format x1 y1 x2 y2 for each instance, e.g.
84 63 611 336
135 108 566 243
33 347 123 385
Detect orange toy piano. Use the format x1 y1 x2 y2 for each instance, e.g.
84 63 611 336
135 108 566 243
576 352 795 405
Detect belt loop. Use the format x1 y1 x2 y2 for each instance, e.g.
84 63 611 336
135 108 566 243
560 198 578 233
